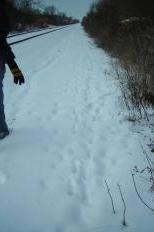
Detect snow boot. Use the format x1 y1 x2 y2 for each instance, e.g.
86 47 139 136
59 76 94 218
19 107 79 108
0 130 9 140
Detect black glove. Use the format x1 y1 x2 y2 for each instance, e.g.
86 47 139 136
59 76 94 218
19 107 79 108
11 67 25 85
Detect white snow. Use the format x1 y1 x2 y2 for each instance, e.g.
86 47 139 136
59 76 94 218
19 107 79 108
7 26 64 44
0 24 154 232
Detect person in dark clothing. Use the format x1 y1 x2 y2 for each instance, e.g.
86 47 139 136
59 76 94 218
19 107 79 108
0 0 25 139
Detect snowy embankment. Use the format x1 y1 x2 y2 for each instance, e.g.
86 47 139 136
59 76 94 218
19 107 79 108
0 24 154 232
8 25 55 38
7 25 64 44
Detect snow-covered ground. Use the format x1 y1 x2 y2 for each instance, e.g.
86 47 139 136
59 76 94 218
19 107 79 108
7 26 65 44
0 24 154 232
8 25 55 37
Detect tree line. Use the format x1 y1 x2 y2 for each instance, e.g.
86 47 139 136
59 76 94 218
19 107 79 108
82 0 154 116
82 0 154 52
6 0 79 31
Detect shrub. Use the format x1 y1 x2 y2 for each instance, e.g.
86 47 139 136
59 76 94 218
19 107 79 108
82 0 154 116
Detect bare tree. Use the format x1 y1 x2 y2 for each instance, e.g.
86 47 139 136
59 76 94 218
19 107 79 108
44 6 57 16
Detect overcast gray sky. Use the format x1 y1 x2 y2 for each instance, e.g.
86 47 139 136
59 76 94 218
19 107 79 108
43 0 94 19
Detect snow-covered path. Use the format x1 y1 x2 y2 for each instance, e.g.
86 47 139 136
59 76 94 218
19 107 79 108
0 24 154 232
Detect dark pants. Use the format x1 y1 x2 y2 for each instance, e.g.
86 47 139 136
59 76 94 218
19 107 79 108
0 58 8 132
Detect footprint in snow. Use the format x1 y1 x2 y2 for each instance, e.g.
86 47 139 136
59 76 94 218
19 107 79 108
66 177 75 196
51 103 59 116
0 170 8 185
39 178 47 191
45 104 60 122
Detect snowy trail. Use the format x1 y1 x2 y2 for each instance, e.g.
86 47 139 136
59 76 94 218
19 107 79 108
0 24 154 232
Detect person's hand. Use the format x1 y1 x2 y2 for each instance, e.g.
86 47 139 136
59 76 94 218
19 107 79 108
11 68 25 85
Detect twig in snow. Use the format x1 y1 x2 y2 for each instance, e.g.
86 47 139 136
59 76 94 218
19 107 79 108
105 180 116 214
141 145 154 183
131 172 154 212
117 184 127 226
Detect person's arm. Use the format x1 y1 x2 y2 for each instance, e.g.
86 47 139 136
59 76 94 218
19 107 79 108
3 38 25 85
0 5 25 85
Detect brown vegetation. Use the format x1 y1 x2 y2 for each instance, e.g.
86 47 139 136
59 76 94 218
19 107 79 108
82 0 154 116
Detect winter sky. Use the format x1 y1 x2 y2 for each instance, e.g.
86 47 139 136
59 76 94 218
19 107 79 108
44 0 94 19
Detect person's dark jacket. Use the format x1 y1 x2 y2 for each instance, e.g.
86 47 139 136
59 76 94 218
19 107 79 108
0 3 15 63
0 3 25 85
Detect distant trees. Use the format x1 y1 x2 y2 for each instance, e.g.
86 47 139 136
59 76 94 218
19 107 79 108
44 6 57 16
82 0 154 36
43 5 79 26
6 0 79 31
